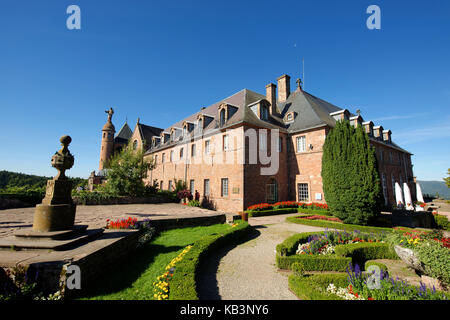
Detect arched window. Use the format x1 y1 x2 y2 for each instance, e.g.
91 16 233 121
133 140 138 150
266 178 278 203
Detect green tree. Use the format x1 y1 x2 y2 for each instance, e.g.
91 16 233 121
103 143 155 197
321 120 384 225
444 168 450 188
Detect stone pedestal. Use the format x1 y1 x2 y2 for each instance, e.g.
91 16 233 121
33 179 76 232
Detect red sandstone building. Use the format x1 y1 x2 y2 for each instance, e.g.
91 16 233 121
97 74 415 212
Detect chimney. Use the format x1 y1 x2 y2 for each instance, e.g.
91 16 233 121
277 74 291 102
383 130 392 143
265 83 277 115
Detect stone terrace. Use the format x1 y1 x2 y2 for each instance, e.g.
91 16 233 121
0 203 228 238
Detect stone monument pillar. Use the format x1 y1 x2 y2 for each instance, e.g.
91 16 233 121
33 135 77 232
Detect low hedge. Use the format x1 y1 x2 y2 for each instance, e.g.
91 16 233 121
364 260 389 273
0 192 44 207
169 221 252 300
276 231 399 271
276 232 326 256
246 207 298 217
297 208 331 216
334 242 399 265
286 215 394 234
434 214 450 231
277 254 351 271
288 273 348 300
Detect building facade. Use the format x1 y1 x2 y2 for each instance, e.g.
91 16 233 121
98 74 415 212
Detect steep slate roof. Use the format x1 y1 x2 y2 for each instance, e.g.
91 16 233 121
145 85 411 155
138 123 164 145
279 88 343 132
115 122 133 140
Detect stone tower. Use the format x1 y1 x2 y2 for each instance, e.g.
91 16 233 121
99 107 115 170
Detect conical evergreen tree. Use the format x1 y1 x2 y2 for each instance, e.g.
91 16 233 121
322 120 383 225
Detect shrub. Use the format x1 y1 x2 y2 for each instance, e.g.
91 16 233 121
103 142 155 197
288 273 348 300
334 242 399 266
364 260 389 273
415 240 450 286
296 208 332 216
247 208 298 217
287 215 393 234
277 254 351 271
322 120 383 226
187 200 200 207
434 214 450 231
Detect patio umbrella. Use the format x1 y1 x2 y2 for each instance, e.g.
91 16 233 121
403 183 414 210
416 183 425 203
395 182 404 207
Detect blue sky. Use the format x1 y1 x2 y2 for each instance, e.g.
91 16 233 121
0 0 449 181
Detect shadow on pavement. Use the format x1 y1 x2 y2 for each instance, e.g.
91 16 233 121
196 226 261 300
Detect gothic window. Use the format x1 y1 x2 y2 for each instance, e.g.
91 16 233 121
133 140 138 150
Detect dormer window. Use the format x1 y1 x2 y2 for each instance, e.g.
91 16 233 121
220 108 226 126
261 106 269 120
285 112 295 123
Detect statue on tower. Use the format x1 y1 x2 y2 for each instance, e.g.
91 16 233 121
105 107 114 122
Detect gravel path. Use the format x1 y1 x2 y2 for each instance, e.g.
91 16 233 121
197 214 324 300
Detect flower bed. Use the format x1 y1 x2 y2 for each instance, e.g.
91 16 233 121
105 217 139 229
276 230 396 271
337 263 449 300
153 245 193 300
246 201 328 212
287 215 396 234
295 229 384 256
296 215 342 223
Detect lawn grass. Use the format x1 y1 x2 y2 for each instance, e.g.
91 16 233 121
79 223 232 300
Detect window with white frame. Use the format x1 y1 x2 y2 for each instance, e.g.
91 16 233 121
223 135 229 151
204 179 210 196
168 180 173 191
297 183 309 201
190 180 194 193
296 136 306 152
205 140 211 154
170 150 174 162
191 144 196 157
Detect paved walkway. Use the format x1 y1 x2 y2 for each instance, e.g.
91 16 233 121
0 203 225 238
197 213 324 300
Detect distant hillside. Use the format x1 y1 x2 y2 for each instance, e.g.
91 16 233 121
0 170 86 190
418 180 450 200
